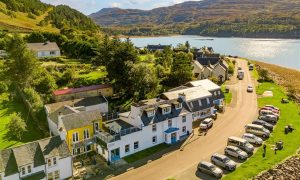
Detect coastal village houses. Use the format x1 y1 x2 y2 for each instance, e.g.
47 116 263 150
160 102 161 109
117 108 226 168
45 79 224 163
27 41 61 58
192 47 229 82
0 136 72 180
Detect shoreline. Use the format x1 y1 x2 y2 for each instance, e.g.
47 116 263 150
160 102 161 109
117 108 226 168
117 34 300 40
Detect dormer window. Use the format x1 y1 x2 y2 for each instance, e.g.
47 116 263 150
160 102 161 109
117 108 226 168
145 108 155 117
198 100 202 106
162 107 171 115
174 103 182 110
159 104 171 115
207 98 210 104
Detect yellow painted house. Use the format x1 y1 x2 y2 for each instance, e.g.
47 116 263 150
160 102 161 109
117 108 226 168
57 109 103 156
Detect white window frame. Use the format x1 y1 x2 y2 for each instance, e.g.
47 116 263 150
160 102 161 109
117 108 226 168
21 167 26 175
53 157 57 166
152 124 157 132
175 103 182 109
72 132 79 143
163 107 171 115
182 115 186 123
168 119 172 128
152 136 157 144
198 100 202 106
47 158 52 167
134 141 139 150
182 126 186 133
54 170 60 180
27 165 31 173
147 110 155 117
84 129 90 139
48 172 53 180
125 144 130 153
94 122 99 132
206 98 210 104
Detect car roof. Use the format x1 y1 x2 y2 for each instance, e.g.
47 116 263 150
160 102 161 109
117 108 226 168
200 161 214 166
243 133 254 137
246 124 263 128
228 136 247 142
203 118 212 122
226 145 239 150
212 153 227 159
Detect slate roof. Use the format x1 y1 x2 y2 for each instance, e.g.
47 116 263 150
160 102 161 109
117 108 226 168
196 57 220 66
45 96 107 125
188 97 213 112
27 42 59 52
61 109 102 131
147 45 171 51
0 136 70 177
53 84 112 96
21 171 46 180
140 102 191 126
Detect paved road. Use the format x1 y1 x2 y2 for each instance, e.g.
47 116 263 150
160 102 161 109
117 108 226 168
111 59 258 180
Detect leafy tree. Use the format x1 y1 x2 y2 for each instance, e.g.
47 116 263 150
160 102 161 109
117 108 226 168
258 68 269 81
6 113 27 140
156 47 173 69
185 41 191 50
23 87 43 112
169 52 193 86
5 35 39 88
33 70 57 95
0 82 8 94
129 63 160 100
25 32 46 43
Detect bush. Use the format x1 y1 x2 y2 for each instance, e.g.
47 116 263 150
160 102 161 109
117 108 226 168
6 113 27 140
0 82 8 94
27 13 36 19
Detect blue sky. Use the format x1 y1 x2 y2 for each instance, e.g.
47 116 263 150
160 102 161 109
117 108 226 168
41 0 199 15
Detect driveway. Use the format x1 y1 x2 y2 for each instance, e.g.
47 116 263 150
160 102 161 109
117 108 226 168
110 59 258 180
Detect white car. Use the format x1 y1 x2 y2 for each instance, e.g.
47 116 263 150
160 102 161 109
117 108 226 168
247 85 253 92
211 153 237 171
242 133 263 145
200 118 213 130
224 146 248 160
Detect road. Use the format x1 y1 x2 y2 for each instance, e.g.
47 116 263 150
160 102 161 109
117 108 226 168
111 59 258 180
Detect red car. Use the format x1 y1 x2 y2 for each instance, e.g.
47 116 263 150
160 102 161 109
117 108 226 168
260 107 279 115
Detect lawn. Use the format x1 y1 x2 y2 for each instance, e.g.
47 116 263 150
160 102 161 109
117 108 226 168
123 143 170 163
221 85 232 105
77 71 107 81
0 93 45 149
223 82 300 179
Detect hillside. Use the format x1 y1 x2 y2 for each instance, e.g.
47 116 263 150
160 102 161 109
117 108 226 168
0 0 99 33
90 0 300 38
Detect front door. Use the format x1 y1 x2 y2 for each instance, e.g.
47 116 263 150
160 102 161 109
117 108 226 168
110 148 120 162
171 133 177 144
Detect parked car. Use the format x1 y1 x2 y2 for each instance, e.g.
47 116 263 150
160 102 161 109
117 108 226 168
264 105 280 111
260 107 280 114
211 153 237 171
259 115 278 124
252 120 274 132
249 64 254 71
238 67 242 70
245 124 270 138
197 161 223 178
200 118 214 130
224 146 248 160
227 136 254 154
247 85 254 93
242 133 263 145
259 110 280 119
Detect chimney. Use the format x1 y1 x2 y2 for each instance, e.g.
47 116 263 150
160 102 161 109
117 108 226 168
178 93 186 102
58 127 67 141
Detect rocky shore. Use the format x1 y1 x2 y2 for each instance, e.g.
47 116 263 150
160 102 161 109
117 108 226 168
255 154 300 180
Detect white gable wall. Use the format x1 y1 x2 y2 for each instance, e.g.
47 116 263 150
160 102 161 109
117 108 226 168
37 50 60 58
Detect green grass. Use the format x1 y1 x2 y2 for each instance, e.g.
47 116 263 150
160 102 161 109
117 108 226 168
123 143 170 163
0 93 45 149
223 82 300 179
221 85 233 105
77 71 107 80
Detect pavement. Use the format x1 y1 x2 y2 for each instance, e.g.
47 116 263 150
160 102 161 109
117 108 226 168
110 59 258 180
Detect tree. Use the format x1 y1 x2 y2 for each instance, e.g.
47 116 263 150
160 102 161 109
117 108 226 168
5 35 39 88
258 68 269 81
129 63 160 100
33 69 57 95
185 41 191 50
6 113 27 140
23 87 43 113
156 46 173 69
169 52 193 86
0 82 8 94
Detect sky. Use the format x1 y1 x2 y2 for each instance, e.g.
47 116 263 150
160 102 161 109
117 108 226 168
40 0 199 15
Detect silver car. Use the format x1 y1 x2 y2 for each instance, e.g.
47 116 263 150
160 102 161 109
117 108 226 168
224 146 248 160
211 153 237 171
197 161 223 178
242 133 263 145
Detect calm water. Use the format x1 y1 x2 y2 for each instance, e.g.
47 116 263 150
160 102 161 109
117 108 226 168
129 35 300 70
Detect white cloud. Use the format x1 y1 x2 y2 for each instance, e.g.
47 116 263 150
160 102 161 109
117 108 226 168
111 2 122 8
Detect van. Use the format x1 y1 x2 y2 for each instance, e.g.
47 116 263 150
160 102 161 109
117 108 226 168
245 124 270 138
227 136 254 154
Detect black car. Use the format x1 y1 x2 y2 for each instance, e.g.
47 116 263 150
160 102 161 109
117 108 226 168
252 120 274 132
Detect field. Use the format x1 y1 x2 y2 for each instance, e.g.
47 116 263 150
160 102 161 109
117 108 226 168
223 82 300 179
255 61 300 95
0 2 58 32
0 93 45 149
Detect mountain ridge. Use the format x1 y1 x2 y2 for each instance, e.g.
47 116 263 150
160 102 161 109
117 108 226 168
90 0 300 38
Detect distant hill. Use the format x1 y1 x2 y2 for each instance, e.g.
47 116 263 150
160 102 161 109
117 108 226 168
0 0 99 33
90 0 300 38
